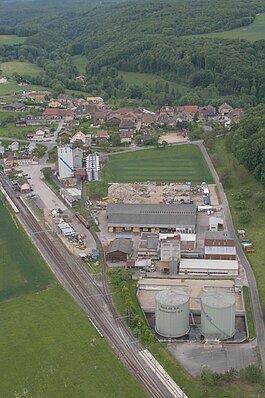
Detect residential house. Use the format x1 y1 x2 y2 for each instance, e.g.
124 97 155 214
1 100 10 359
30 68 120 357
218 103 233 119
26 91 51 102
106 113 123 127
94 130 110 144
25 115 48 126
14 156 37 166
34 128 51 141
17 178 31 193
118 117 136 135
43 108 62 121
0 142 4 156
175 111 193 123
70 131 87 145
27 142 37 153
92 108 108 123
229 108 244 123
57 94 73 104
0 75 7 84
3 103 26 112
198 105 216 120
48 101 61 108
75 104 98 118
86 96 104 106
3 152 14 172
142 112 157 127
9 141 19 152
59 109 75 121
119 131 134 143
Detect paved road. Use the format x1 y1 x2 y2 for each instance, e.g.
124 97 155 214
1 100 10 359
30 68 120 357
196 141 265 377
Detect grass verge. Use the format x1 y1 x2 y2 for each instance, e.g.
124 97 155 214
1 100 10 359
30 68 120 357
243 286 256 340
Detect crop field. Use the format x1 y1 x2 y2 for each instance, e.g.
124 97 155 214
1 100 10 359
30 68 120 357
0 204 53 301
184 12 265 42
0 287 145 398
0 35 26 45
1 61 43 78
119 71 187 93
108 145 213 183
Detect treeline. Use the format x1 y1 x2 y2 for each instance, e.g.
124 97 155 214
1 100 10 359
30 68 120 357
231 104 265 185
2 0 265 107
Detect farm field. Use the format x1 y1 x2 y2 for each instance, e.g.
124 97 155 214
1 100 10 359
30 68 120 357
0 80 50 96
0 287 146 398
184 12 265 42
107 145 213 183
119 70 187 94
1 61 43 78
0 204 53 301
0 34 26 45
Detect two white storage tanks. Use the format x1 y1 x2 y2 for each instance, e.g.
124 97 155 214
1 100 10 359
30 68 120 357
155 289 190 338
200 292 236 340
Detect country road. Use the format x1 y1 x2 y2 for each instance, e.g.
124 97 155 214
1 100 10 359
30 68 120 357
196 141 265 378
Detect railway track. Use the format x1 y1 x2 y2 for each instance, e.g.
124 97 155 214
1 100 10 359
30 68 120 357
1 176 178 398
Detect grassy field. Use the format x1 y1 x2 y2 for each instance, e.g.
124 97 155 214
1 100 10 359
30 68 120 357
72 54 87 75
209 138 265 314
119 71 187 93
0 287 146 398
184 12 265 42
0 35 26 45
1 61 43 78
0 204 53 301
0 203 146 396
107 145 213 183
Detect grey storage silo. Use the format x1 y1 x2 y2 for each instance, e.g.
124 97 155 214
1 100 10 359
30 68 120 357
155 289 190 338
200 293 236 340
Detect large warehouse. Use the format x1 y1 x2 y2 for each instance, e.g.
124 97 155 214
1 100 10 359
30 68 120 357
179 259 239 276
106 203 197 233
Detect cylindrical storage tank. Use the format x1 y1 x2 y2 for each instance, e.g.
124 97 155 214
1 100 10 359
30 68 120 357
155 289 190 338
201 293 236 340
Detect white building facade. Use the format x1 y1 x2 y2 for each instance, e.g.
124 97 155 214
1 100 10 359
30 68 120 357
58 146 74 179
86 153 100 181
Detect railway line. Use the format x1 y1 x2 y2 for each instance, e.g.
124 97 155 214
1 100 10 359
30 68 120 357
1 175 185 398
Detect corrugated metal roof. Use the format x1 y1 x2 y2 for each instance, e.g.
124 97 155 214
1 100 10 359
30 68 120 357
204 246 236 255
180 259 238 270
108 238 133 254
107 204 196 228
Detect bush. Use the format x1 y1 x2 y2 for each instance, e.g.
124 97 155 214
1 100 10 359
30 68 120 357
239 364 263 383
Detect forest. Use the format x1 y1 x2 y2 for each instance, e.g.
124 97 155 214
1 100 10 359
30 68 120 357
1 0 265 107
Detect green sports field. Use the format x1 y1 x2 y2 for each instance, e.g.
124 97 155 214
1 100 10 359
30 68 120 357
0 204 53 301
108 145 213 183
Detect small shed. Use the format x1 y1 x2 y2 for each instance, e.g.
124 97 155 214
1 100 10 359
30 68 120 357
17 178 30 192
209 216 224 231
107 238 133 262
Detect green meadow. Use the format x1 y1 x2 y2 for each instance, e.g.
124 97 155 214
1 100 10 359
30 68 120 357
1 61 42 78
108 145 213 183
0 203 146 396
0 204 53 301
184 12 265 42
0 35 26 45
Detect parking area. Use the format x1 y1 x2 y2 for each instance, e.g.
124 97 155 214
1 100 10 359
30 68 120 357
19 164 67 211
168 340 257 376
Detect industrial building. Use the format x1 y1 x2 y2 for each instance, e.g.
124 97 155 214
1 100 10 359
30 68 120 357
160 235 181 262
179 259 239 276
138 232 159 258
86 153 100 181
159 232 196 251
107 203 197 233
58 146 74 179
155 290 190 338
60 188 81 207
107 238 133 262
204 231 236 260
